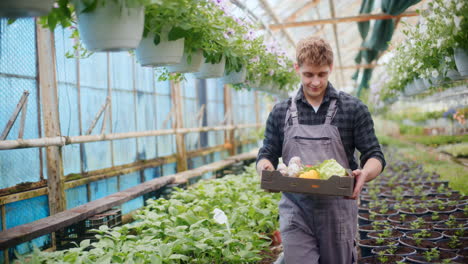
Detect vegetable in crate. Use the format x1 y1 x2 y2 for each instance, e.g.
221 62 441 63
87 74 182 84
317 159 347 179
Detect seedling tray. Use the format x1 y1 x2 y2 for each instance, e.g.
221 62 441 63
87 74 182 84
261 170 355 196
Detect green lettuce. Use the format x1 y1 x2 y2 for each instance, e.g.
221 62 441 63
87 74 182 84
317 159 346 180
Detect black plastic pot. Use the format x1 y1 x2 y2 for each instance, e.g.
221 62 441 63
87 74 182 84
357 238 398 258
435 239 464 253
358 255 405 263
371 245 417 257
398 238 436 252
405 230 444 241
405 251 457 264
367 230 405 240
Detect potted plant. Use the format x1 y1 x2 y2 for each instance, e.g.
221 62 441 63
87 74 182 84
39 0 150 52
357 237 398 258
0 0 54 18
405 229 444 241
406 247 457 264
136 0 195 67
371 245 417 257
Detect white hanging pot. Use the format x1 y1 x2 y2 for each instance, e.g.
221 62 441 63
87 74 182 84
404 80 416 96
413 78 427 94
454 48 468 77
0 0 54 18
447 68 462 80
166 50 203 73
136 28 185 67
194 55 226 79
223 67 246 84
74 0 144 52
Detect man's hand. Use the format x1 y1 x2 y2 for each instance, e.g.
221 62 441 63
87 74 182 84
256 159 279 193
256 159 274 176
349 169 369 199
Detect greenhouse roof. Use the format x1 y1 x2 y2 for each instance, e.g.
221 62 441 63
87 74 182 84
229 0 426 92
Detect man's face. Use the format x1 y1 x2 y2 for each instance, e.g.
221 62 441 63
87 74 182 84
294 62 332 100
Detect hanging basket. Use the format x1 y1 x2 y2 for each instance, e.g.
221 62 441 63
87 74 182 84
135 30 184 67
75 0 145 52
454 48 468 77
223 67 246 84
194 56 226 79
0 0 54 18
447 68 462 81
166 50 203 73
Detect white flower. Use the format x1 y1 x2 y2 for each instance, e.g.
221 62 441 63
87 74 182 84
456 2 463 10
431 70 439 78
433 2 439 9
416 62 423 69
444 17 451 25
437 39 443 48
409 59 415 65
445 56 452 62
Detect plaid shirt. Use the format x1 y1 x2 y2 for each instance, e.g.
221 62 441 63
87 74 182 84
257 83 386 171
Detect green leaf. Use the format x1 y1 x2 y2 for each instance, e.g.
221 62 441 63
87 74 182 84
168 27 188 41
81 0 99 13
153 34 161 46
150 255 162 264
169 254 189 260
112 255 124 263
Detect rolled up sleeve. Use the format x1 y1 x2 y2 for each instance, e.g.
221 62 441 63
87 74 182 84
353 102 386 171
257 105 282 169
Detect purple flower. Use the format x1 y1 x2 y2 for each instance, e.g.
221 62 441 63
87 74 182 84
269 70 275 76
244 30 256 41
277 58 286 67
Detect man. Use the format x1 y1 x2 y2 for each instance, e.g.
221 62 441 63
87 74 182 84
256 36 385 263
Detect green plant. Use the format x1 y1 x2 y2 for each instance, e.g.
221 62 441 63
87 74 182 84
378 228 393 238
431 212 440 221
377 251 389 263
448 235 461 249
20 163 281 263
414 237 423 246
375 237 386 245
410 218 424 230
414 229 430 238
423 248 440 262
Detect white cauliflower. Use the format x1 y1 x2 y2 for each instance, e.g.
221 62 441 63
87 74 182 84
277 163 288 176
287 163 301 177
288 156 302 168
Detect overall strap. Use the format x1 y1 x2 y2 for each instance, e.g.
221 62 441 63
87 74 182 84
325 97 338 125
284 97 299 126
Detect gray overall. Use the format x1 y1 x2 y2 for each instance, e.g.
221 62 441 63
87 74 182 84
279 96 358 264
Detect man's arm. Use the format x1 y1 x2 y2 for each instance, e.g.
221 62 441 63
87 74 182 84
350 157 382 199
256 104 283 176
350 101 386 199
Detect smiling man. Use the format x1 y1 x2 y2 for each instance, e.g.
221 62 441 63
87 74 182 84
256 36 385 263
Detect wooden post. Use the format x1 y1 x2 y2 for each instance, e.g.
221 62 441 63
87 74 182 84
36 22 66 248
171 81 188 172
224 85 236 155
1 204 8 264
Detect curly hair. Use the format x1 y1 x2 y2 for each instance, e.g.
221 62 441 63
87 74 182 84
296 36 334 67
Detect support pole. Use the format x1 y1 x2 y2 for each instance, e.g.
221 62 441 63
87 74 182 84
36 22 66 249
224 85 236 155
171 81 188 172
1 91 30 140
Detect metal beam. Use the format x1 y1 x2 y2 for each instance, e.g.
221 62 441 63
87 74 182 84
328 0 345 89
258 0 296 46
285 0 321 22
270 11 418 30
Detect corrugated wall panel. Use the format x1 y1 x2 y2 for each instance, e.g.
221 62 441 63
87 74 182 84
5 195 50 254
66 184 88 209
80 87 113 171
112 89 137 166
89 176 118 201
119 172 143 214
